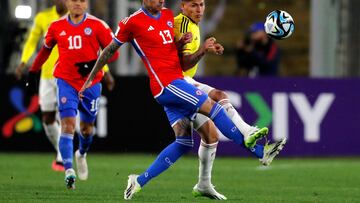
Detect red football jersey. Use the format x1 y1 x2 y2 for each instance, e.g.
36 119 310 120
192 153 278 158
45 14 114 91
114 8 183 97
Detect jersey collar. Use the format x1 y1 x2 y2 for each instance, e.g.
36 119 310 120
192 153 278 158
67 13 87 26
141 7 161 20
180 13 197 25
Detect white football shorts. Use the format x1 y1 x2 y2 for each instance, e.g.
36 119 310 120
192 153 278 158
184 76 215 130
39 78 58 112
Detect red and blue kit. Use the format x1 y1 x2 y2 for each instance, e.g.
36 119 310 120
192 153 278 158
30 13 119 120
44 14 117 91
114 8 184 97
114 8 208 126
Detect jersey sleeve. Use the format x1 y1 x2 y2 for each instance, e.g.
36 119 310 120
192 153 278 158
182 23 196 54
174 16 194 54
20 13 44 64
113 17 133 45
174 15 183 42
43 23 57 49
97 20 115 49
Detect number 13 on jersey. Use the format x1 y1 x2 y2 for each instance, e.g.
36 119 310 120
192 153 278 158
159 30 173 45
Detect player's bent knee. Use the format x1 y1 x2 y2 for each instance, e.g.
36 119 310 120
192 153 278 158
209 89 228 102
173 118 192 136
61 118 76 135
198 98 217 116
80 129 93 137
80 122 94 137
197 121 219 144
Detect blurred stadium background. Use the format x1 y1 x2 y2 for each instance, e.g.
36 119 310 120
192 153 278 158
1 0 360 202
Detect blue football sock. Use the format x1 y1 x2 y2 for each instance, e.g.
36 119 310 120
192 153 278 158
209 103 245 145
209 103 265 157
78 133 93 155
59 133 74 170
137 136 193 187
249 144 264 158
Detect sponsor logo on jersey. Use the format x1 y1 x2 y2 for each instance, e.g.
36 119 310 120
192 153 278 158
84 27 92 35
147 25 155 31
196 90 203 95
60 31 66 36
167 21 173 28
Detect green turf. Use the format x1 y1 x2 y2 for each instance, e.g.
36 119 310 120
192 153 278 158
0 153 359 203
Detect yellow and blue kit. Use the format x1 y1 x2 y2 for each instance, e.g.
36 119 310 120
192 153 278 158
174 13 200 78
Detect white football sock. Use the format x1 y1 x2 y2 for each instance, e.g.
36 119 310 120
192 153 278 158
43 122 62 162
220 99 253 139
198 140 218 187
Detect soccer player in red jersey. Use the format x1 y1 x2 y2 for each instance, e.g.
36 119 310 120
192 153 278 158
27 0 119 189
80 0 265 199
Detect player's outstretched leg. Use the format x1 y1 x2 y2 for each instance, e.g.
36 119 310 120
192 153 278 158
260 138 287 166
124 174 141 200
219 99 268 148
124 135 193 199
205 102 266 148
59 132 76 189
244 127 269 148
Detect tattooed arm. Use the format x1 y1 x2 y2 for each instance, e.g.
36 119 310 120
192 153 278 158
79 41 120 98
181 37 224 71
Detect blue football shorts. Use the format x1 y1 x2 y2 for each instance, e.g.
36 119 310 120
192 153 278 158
156 79 208 127
56 78 101 123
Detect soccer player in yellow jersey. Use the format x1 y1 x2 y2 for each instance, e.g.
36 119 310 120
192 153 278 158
14 0 115 172
174 0 287 199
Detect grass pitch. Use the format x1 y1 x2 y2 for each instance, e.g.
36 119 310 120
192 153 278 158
0 153 359 203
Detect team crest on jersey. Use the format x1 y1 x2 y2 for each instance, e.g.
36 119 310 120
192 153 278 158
84 27 92 35
61 97 67 104
167 21 173 28
196 90 203 96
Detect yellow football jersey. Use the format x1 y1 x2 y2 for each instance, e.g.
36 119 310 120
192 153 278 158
21 6 109 79
174 13 200 78
21 6 60 79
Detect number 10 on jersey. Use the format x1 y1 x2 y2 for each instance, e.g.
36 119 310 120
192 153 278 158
68 35 82 50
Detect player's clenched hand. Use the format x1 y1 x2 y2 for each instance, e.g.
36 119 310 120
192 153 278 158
203 37 217 53
78 81 92 101
181 32 193 44
214 43 224 55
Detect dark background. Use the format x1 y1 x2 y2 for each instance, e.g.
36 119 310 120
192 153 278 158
0 75 175 153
